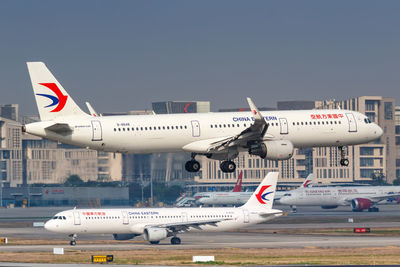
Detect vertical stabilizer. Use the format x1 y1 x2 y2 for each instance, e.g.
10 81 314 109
26 62 88 121
241 172 279 210
232 171 243 192
301 174 313 188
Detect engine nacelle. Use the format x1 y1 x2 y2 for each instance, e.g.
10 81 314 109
144 227 168 242
113 233 140 240
321 205 339 209
351 198 372 211
248 140 294 160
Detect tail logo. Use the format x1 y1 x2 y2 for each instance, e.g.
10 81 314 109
303 180 312 188
255 185 273 204
36 83 68 112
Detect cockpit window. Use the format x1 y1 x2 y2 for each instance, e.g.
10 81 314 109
364 118 372 124
283 193 291 197
52 216 58 219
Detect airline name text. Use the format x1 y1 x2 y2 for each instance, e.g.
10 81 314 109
232 116 277 122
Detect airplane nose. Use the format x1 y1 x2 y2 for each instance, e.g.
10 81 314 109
44 221 53 231
375 125 383 138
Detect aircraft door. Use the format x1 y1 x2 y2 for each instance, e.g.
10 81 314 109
345 113 357 132
73 211 81 225
279 118 288 135
181 212 188 222
91 120 103 141
121 211 129 225
243 209 250 223
191 120 201 137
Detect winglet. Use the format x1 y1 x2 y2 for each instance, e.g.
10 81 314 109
86 102 99 117
246 97 264 122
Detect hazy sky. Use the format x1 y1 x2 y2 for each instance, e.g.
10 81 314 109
1 1 400 116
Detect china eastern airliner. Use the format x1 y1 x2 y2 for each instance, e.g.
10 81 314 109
45 172 281 245
23 62 383 173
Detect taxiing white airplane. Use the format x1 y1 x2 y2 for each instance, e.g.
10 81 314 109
24 62 383 173
45 172 282 245
279 182 400 212
196 173 314 206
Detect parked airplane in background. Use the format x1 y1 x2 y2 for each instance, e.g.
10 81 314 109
24 62 383 173
45 172 282 246
279 182 400 212
196 174 314 206
193 171 243 201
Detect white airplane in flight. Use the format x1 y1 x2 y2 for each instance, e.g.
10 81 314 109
44 172 282 246
279 183 400 212
196 173 314 206
24 62 383 173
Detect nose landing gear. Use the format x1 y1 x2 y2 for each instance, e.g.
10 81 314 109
339 146 349 166
69 234 77 246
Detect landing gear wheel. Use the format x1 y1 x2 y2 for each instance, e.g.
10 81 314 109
368 207 379 212
150 240 160 244
69 234 77 246
185 160 200 172
220 161 236 173
338 146 349 166
171 237 181 245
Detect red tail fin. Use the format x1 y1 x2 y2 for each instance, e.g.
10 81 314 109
232 171 243 192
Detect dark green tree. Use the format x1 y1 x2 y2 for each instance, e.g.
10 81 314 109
64 175 84 187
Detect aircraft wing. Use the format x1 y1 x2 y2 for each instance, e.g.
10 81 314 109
183 97 273 154
147 218 231 233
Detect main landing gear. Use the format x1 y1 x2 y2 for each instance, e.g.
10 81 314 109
220 160 236 173
171 236 181 245
69 234 77 246
339 146 349 166
185 153 237 173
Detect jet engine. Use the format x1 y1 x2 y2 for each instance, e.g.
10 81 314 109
351 198 372 211
144 227 168 242
248 140 294 160
112 233 140 240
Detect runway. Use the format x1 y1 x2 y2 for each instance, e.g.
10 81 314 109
0 204 399 252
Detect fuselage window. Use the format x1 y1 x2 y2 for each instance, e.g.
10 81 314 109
297 122 299 125
149 127 152 130
301 122 303 125
334 121 337 124
118 128 121 131
140 127 143 130
167 126 170 129
244 124 247 127
127 128 130 131
339 121 341 124
171 126 174 129
211 125 213 128
132 127 134 131
163 126 165 130
317 122 320 125
292 122 295 126
185 125 187 129
180 126 183 129
145 127 148 130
